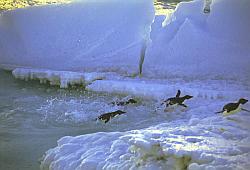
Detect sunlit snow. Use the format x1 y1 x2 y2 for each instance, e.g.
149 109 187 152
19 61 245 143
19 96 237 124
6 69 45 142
0 0 250 170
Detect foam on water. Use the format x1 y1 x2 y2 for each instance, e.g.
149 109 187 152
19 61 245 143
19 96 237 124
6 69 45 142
41 101 250 170
38 0 250 169
0 69 173 169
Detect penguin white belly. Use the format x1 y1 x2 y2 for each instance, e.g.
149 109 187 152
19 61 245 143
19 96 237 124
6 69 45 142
223 106 241 116
164 103 178 112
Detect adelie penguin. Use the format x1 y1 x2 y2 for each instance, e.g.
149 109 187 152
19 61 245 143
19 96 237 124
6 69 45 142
215 98 250 116
162 90 193 109
111 98 137 106
96 110 126 123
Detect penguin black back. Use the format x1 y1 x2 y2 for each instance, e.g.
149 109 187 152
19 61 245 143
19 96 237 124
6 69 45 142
163 90 193 108
111 98 137 106
97 110 126 123
216 98 249 115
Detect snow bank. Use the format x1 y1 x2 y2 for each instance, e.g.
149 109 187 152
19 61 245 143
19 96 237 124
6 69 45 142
41 77 250 170
144 0 250 80
0 0 154 74
87 79 250 100
41 113 250 170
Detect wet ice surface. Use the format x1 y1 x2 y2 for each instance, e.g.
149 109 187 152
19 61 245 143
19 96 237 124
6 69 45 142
1 0 250 169
0 69 167 170
1 69 250 170
41 82 250 170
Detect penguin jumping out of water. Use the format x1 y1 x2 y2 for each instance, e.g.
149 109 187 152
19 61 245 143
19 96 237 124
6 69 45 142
111 98 137 106
97 110 126 123
162 90 193 109
215 98 249 116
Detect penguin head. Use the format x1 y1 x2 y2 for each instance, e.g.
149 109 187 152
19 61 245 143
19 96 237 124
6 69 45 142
184 95 193 100
128 98 137 104
238 98 248 104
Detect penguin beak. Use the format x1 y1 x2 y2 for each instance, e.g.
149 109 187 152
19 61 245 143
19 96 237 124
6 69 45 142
240 98 248 104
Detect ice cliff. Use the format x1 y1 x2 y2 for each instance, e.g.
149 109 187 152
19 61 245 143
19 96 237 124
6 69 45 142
0 0 154 74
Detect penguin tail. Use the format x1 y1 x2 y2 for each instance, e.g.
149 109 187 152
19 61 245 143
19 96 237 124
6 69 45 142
160 100 167 105
215 111 223 114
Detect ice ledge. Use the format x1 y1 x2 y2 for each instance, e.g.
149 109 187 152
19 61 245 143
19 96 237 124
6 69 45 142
86 80 250 100
11 68 250 100
12 68 106 88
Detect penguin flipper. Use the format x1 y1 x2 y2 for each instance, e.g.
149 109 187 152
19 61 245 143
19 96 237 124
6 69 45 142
104 118 110 123
242 108 250 112
179 103 187 108
176 90 181 98
161 99 168 105
215 111 223 114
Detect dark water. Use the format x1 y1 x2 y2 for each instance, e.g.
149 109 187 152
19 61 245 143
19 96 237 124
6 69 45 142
0 69 166 170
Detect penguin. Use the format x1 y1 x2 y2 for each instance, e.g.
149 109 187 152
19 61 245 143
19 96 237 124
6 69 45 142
215 98 249 116
111 98 137 106
203 6 210 13
203 0 212 13
162 90 193 108
97 110 126 123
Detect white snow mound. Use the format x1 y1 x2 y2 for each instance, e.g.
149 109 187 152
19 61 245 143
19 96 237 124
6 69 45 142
0 0 154 74
144 0 250 80
41 120 250 170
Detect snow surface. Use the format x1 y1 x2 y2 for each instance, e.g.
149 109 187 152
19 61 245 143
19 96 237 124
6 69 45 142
12 68 250 100
0 0 154 74
1 0 250 169
40 0 250 169
86 79 250 101
144 0 250 80
41 101 250 170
